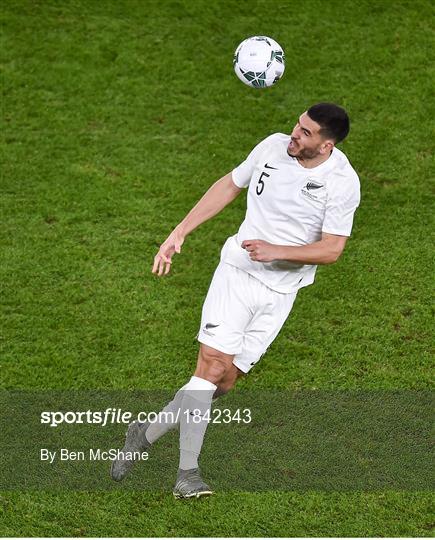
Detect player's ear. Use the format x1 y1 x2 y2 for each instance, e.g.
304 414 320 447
320 139 334 154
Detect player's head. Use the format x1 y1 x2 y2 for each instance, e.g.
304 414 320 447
288 103 350 160
307 103 350 143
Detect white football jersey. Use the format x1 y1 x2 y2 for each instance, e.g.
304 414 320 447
221 132 361 293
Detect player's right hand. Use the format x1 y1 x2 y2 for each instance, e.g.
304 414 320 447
152 229 185 276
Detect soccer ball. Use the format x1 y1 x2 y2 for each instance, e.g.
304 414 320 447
233 36 285 88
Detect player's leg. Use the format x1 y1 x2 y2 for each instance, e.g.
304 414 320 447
174 343 236 498
179 343 237 468
173 279 297 497
173 264 254 497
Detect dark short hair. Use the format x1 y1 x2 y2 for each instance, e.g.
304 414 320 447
307 102 350 143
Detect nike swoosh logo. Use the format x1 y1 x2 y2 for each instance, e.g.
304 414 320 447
205 323 219 330
264 163 278 170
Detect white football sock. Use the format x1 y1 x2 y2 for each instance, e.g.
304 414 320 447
144 384 188 444
179 375 217 471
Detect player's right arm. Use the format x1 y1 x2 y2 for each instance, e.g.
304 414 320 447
152 172 241 276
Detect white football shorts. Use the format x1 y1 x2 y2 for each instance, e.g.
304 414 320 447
197 262 297 373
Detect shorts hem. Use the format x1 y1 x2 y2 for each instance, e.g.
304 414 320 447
232 357 251 374
233 352 263 374
197 335 241 356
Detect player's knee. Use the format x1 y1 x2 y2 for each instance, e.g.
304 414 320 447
196 345 233 384
199 356 229 384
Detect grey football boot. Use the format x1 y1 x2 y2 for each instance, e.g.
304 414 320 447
110 420 151 481
173 468 213 499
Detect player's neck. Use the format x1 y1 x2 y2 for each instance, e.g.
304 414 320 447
297 149 333 169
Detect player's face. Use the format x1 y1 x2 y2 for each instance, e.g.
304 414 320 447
287 112 333 160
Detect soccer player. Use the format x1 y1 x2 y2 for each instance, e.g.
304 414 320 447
111 102 360 498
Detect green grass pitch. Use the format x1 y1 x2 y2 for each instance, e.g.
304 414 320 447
1 0 434 536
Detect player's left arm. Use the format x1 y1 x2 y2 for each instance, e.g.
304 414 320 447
242 232 348 265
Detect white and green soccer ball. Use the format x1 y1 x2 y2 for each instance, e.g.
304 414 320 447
233 36 285 88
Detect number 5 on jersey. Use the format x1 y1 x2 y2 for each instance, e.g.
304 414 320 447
256 163 278 195
256 171 269 195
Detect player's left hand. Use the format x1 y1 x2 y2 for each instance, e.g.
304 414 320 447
241 239 280 262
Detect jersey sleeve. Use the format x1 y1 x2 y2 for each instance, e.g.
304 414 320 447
322 173 361 236
232 134 275 188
